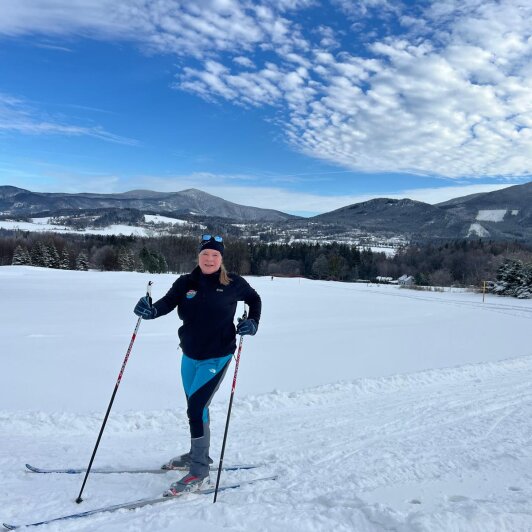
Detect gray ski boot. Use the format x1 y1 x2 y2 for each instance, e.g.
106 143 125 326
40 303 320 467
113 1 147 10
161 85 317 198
161 424 213 470
163 429 211 496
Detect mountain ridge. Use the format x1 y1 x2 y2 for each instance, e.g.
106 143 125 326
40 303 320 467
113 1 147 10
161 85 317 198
1 182 531 242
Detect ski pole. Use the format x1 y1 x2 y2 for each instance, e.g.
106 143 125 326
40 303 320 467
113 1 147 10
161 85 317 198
75 280 153 504
213 308 247 503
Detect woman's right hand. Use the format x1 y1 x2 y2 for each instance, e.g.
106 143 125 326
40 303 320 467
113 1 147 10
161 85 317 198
134 296 157 319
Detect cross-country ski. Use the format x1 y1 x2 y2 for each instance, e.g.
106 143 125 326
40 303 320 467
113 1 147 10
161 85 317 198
25 463 259 475
3 475 278 529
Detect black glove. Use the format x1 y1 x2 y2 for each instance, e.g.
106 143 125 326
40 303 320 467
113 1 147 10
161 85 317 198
134 295 157 320
236 318 257 336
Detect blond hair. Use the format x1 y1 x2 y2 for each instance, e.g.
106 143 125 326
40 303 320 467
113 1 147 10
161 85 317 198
219 263 232 286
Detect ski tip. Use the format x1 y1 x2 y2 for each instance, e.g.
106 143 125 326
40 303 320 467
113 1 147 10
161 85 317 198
3 523 18 530
25 463 38 472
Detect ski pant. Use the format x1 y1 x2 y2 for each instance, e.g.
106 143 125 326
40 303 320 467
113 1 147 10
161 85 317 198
181 353 232 439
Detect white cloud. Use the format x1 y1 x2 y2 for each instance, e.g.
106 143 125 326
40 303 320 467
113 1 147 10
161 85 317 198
0 1 305 59
2 1 531 179
233 56 255 68
177 0 532 179
0 93 137 145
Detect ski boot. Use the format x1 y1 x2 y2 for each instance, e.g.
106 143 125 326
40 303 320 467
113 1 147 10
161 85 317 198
161 452 213 470
163 472 210 497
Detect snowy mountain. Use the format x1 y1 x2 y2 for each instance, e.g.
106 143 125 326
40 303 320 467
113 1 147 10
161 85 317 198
2 266 532 531
436 181 532 241
311 197 464 237
0 186 294 222
308 182 532 242
1 181 531 243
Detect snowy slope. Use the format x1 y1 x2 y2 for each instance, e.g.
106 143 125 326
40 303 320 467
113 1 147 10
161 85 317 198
1 267 531 531
0 219 152 236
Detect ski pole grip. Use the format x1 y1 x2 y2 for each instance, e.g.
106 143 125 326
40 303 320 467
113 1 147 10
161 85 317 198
146 280 153 304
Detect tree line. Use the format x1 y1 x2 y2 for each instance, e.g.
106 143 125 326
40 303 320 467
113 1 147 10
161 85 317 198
1 230 531 296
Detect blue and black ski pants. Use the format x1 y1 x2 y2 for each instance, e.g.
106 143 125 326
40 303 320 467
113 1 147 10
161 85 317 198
181 353 232 438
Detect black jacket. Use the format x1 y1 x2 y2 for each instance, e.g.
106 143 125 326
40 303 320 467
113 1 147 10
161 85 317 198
153 266 261 360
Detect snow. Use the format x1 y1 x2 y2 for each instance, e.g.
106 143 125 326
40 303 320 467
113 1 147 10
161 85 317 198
467 223 490 237
0 219 72 232
0 216 202 236
144 215 187 225
0 219 151 237
367 246 396 256
1 266 532 531
476 210 507 222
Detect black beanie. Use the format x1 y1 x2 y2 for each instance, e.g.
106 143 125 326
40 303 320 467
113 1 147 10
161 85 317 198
199 237 224 256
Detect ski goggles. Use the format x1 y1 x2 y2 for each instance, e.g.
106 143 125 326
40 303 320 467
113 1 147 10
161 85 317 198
201 234 223 243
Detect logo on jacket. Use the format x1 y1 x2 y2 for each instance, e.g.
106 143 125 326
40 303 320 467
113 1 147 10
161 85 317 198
186 290 197 299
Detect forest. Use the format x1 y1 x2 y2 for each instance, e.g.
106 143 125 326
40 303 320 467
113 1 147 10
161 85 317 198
2 229 532 295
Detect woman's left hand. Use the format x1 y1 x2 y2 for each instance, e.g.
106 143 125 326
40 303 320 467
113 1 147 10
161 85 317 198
236 318 258 336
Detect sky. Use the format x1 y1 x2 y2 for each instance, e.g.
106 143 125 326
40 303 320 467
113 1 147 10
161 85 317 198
0 0 531 216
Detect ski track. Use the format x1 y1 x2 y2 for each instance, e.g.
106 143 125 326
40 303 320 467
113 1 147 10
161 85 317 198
2 355 532 531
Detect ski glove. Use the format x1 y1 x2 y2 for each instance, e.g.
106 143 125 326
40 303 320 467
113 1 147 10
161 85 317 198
134 295 157 320
236 318 257 336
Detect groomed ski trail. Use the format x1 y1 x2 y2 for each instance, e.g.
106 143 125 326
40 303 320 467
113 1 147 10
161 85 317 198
2 354 532 531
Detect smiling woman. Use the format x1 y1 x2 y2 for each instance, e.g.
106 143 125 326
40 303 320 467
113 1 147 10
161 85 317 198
133 233 261 496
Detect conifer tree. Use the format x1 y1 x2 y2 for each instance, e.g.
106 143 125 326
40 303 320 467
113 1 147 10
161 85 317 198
157 253 168 273
47 244 60 268
12 245 31 265
118 248 136 271
76 251 89 271
30 243 44 267
60 248 71 270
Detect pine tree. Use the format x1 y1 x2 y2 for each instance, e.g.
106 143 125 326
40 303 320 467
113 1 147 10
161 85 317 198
492 258 529 298
60 248 71 270
118 248 136 271
47 244 61 269
30 243 44 267
76 251 89 271
12 245 31 265
516 263 532 299
139 247 159 273
31 242 53 268
157 253 168 273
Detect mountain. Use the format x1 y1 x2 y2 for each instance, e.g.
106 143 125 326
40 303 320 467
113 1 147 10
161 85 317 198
1 181 531 242
435 182 532 241
0 186 294 222
310 198 465 238
307 182 532 242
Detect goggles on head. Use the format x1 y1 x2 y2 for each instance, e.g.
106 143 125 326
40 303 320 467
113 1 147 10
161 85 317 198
201 234 223 243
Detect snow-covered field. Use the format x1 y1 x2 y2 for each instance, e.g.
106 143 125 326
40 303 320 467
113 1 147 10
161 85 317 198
1 266 531 531
0 215 190 237
0 218 150 236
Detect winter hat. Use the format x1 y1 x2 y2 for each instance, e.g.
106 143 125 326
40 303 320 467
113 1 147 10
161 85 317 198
199 235 224 256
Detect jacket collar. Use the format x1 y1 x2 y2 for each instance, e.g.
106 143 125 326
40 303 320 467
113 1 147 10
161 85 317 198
190 265 221 284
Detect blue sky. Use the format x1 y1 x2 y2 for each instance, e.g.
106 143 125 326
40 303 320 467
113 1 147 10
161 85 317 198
0 0 531 216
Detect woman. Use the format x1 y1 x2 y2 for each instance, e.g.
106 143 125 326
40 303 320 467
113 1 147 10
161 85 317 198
133 234 261 496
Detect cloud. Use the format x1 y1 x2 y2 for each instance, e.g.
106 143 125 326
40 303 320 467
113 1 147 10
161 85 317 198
175 0 532 179
0 93 137 145
0 1 305 59
2 1 531 179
